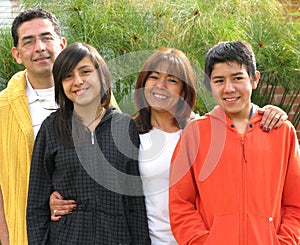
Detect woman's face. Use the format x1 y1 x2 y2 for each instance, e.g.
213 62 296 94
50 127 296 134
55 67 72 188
62 56 101 107
144 67 184 113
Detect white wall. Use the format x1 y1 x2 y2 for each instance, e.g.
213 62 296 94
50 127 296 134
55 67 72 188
0 0 20 29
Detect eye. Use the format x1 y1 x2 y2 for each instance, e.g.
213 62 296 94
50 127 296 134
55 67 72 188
81 69 93 76
63 73 73 80
233 76 248 83
213 79 224 84
22 39 34 46
149 74 159 80
41 35 55 42
167 78 179 83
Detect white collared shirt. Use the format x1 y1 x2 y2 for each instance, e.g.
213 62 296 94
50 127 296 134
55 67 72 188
25 74 58 139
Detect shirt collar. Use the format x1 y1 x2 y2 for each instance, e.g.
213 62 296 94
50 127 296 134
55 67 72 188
26 73 39 104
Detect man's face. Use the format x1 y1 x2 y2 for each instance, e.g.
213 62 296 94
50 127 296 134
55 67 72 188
11 18 66 80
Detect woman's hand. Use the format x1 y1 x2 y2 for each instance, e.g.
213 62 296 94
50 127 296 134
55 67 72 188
258 105 288 132
49 191 77 221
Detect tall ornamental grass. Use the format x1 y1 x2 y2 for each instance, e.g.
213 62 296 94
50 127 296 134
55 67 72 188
0 0 299 127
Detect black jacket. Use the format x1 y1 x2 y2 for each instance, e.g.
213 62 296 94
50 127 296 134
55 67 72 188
27 107 150 244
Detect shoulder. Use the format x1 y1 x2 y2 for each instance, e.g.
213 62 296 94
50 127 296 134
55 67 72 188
39 111 58 131
34 111 60 146
0 72 27 109
186 114 211 129
0 89 9 107
107 107 135 125
105 108 139 140
0 70 27 101
276 119 298 135
6 70 26 90
111 107 132 119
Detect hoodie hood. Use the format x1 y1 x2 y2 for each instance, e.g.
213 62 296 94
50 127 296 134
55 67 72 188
205 103 262 131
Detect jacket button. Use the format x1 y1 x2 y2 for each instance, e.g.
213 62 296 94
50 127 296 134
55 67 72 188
269 217 273 222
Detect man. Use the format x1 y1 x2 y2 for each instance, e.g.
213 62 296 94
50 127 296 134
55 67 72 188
0 8 118 245
0 8 65 245
169 41 300 244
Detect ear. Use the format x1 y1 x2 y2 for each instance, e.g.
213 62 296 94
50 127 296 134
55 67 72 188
59 37 67 50
11 47 23 64
252 71 260 89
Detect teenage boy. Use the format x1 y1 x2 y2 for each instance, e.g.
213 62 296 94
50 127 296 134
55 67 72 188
169 41 300 244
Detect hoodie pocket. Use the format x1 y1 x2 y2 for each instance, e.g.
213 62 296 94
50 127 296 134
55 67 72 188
248 213 280 245
204 214 239 245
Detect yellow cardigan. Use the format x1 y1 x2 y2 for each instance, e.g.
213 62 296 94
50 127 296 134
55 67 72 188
0 70 33 245
0 70 120 245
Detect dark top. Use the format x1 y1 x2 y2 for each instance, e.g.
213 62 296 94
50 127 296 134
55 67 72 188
26 107 150 244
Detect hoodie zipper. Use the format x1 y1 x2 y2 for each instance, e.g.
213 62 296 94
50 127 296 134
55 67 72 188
241 136 247 164
91 131 95 144
240 134 248 244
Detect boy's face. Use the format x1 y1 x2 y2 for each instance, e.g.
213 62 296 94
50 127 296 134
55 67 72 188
210 61 260 120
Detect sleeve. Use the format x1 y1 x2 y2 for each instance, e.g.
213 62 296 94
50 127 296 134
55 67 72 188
124 118 151 245
278 125 300 245
26 123 54 244
169 121 209 245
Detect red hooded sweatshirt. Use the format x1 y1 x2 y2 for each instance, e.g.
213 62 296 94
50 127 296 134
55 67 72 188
169 105 300 245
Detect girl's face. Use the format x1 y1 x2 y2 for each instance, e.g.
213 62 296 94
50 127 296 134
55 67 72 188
62 56 101 108
144 69 184 113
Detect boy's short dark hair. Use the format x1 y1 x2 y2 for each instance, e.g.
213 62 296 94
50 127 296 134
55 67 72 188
203 40 257 91
11 8 61 47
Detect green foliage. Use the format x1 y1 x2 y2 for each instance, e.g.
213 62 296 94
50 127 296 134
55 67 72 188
0 29 24 91
0 0 299 127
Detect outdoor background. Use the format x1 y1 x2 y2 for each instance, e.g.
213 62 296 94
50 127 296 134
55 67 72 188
0 0 299 139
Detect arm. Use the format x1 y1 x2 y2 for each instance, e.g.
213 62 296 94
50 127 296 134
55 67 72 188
278 125 300 244
258 105 288 132
0 186 9 245
26 125 53 244
169 122 209 245
49 191 77 221
124 119 151 244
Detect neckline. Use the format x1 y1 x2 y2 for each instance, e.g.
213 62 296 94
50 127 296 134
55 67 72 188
86 107 106 128
152 127 182 135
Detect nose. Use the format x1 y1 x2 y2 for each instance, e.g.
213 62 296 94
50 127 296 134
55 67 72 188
155 78 167 88
73 73 84 86
34 38 46 52
223 80 235 93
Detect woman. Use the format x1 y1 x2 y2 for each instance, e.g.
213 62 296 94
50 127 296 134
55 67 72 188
134 48 196 244
48 48 288 244
26 43 150 244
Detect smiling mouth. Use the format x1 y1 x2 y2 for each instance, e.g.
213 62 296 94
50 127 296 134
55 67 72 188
33 55 51 61
153 93 168 99
224 97 240 102
74 88 88 96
